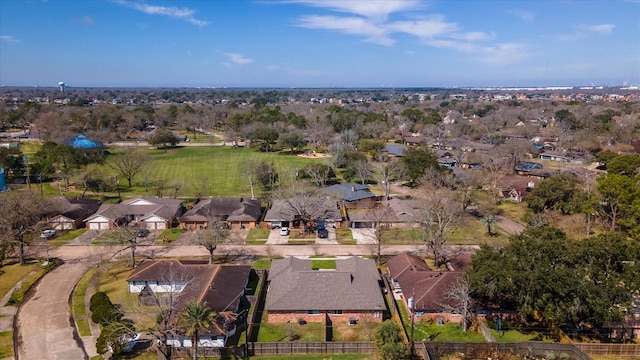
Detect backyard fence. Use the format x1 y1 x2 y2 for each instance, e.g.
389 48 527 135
246 341 375 356
422 342 593 360
575 343 640 358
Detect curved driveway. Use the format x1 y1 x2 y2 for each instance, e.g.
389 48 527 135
17 260 93 360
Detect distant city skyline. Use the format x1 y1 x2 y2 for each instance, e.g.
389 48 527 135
1 0 639 88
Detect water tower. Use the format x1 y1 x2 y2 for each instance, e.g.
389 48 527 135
58 81 65 94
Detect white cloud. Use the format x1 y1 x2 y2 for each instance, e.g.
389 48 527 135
287 0 423 20
224 53 254 65
556 23 615 41
507 9 535 22
0 35 19 43
290 1 529 66
297 15 393 45
114 0 209 27
584 24 615 34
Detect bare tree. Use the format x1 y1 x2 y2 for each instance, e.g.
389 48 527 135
0 192 50 265
169 179 184 199
304 163 332 187
354 160 372 186
108 149 148 187
371 158 401 200
195 219 230 265
440 276 472 332
275 182 330 233
496 138 535 175
418 191 462 267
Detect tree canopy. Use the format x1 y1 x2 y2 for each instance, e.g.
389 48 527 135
468 227 640 335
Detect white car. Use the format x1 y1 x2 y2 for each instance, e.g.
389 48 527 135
40 230 56 239
280 227 290 236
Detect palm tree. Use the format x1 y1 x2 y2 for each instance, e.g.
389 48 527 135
180 301 215 360
480 216 496 235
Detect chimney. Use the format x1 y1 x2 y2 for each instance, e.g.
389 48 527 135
351 186 356 192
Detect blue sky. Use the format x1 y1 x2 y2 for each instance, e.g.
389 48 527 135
1 0 639 88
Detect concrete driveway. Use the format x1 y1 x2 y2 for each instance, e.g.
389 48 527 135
17 260 94 360
350 228 377 244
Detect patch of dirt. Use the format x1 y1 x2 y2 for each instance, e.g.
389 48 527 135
296 152 332 158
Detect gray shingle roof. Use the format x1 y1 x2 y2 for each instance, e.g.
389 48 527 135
263 199 342 222
180 197 262 222
85 196 182 222
265 257 385 312
324 183 376 202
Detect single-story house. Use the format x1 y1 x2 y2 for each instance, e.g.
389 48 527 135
127 259 252 348
265 257 386 324
324 183 377 209
384 144 408 157
539 152 571 163
84 196 183 230
347 198 422 229
179 197 261 230
263 198 343 230
515 161 543 174
48 197 102 230
386 252 468 317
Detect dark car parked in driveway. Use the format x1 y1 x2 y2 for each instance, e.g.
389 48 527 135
137 229 150 238
317 228 329 238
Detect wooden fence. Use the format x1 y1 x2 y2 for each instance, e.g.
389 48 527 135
246 341 375 356
422 342 593 360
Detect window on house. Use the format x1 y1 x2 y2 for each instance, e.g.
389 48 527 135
331 310 343 314
373 312 380 318
307 310 320 315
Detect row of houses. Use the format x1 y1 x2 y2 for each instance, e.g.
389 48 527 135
125 252 467 349
49 175 547 232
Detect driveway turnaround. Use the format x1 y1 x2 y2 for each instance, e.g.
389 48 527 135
17 261 92 360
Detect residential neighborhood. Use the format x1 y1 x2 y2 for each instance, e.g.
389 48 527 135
1 85 639 360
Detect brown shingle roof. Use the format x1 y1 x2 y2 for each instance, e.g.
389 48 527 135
265 257 385 312
387 252 463 312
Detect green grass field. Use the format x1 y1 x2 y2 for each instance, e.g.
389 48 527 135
111 146 327 197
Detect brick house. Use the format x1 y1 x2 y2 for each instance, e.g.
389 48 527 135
386 252 470 321
48 196 102 230
84 196 183 230
265 257 386 324
126 259 252 348
179 197 261 230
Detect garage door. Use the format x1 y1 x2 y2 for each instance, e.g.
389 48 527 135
155 222 166 230
89 222 99 230
99 222 110 230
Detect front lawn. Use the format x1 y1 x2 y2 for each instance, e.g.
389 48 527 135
156 227 183 244
0 262 40 302
50 228 87 246
0 331 13 358
72 267 97 337
247 228 270 241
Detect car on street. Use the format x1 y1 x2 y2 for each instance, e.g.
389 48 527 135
137 229 150 238
280 227 290 236
40 229 56 239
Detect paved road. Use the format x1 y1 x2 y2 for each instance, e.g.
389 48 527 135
17 260 94 360
19 242 478 359
494 215 526 235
